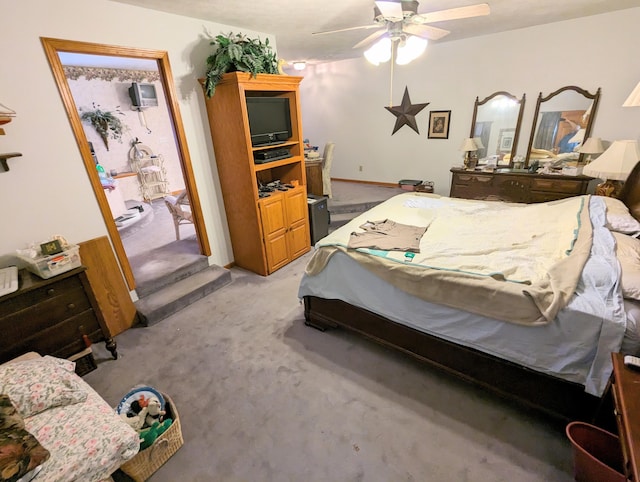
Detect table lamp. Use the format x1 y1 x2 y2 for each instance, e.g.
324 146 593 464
459 138 478 169
578 137 604 164
583 140 640 197
623 81 640 107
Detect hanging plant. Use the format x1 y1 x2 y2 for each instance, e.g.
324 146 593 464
204 32 280 98
79 103 126 151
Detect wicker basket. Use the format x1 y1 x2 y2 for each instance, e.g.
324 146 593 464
120 393 183 482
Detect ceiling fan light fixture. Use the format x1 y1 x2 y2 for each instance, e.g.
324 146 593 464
292 61 306 70
396 35 427 65
364 37 392 65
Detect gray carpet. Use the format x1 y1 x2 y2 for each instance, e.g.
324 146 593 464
86 252 576 482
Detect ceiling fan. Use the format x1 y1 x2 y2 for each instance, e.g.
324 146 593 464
313 1 491 50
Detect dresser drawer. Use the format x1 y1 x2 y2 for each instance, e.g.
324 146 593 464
0 274 83 314
0 285 92 342
450 168 591 203
532 178 584 194
452 173 493 185
0 267 117 367
530 192 577 203
2 311 100 362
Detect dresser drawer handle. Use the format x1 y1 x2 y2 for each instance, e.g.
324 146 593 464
47 288 55 296
67 303 76 310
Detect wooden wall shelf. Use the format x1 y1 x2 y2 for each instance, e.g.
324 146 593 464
0 152 22 172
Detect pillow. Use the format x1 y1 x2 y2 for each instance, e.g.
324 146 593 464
529 148 557 159
0 394 50 482
613 232 640 300
0 356 87 418
602 196 640 234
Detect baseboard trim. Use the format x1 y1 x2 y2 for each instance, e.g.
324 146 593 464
331 178 398 188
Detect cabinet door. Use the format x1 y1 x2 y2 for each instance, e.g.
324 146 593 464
285 188 310 259
259 194 290 273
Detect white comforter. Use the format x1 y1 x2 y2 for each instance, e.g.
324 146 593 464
299 195 628 396
305 193 591 325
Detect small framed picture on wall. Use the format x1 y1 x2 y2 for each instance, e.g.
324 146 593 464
428 110 451 139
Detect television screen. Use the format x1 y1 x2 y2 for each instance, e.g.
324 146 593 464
129 82 158 107
246 97 292 146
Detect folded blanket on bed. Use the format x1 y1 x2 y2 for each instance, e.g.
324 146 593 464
306 193 593 326
348 219 427 252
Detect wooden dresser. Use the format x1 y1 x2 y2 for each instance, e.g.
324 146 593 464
449 168 592 203
0 267 117 364
612 352 640 481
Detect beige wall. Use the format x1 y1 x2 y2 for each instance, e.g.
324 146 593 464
299 8 640 196
0 0 273 269
3 0 640 276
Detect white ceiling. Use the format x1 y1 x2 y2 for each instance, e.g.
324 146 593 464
109 0 639 64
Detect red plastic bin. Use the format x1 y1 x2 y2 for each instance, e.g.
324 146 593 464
566 421 625 482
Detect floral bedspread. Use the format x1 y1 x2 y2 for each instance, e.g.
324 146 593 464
24 379 139 482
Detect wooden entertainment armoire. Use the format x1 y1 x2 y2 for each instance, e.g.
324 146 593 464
201 73 310 275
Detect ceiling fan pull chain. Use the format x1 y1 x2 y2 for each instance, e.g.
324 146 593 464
389 45 395 107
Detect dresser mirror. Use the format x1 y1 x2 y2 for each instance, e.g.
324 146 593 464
525 86 601 167
470 91 526 167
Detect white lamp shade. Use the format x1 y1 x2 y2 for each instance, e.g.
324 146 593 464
583 140 640 181
364 37 391 65
623 81 640 107
459 138 478 152
396 36 428 65
578 137 604 154
472 137 485 149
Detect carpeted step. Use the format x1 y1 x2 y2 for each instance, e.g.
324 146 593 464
329 212 359 231
131 239 208 298
135 265 231 326
327 200 385 215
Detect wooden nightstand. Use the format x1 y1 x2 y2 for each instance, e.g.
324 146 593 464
611 352 640 480
305 158 323 196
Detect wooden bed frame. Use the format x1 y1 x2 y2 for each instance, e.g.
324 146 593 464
302 162 640 424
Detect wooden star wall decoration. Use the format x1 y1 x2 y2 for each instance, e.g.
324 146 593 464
385 87 429 135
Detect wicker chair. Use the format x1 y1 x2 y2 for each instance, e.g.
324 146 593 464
164 190 193 240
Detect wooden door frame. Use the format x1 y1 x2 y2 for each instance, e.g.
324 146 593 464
41 37 210 290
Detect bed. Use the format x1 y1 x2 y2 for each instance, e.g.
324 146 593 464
0 353 139 482
298 164 640 423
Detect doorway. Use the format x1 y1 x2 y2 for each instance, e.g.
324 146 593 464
41 37 210 291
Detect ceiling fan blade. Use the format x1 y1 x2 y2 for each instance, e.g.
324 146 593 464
411 3 490 24
404 23 450 41
353 29 388 49
312 24 380 35
375 1 404 21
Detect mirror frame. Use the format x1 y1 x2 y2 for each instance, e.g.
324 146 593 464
470 91 526 168
41 37 211 290
525 85 601 167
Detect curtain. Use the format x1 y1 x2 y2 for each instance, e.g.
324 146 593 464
534 112 561 150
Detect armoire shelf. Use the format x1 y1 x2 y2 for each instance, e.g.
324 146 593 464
201 73 310 276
